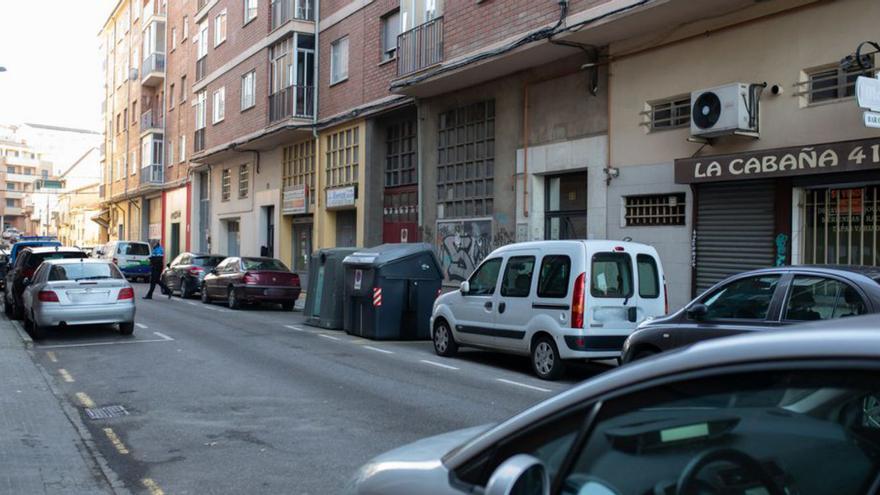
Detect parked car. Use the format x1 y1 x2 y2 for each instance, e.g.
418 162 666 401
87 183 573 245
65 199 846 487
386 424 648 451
20 259 136 339
430 240 666 380
4 246 88 320
620 265 880 364
95 240 152 282
0 248 9 291
347 315 880 495
160 252 225 298
200 257 301 310
7 236 61 267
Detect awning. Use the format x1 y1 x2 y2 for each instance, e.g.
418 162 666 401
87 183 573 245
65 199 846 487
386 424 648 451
91 209 110 228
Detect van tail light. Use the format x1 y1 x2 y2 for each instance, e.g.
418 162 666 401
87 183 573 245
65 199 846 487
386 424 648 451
571 272 586 329
664 281 669 315
38 290 59 303
117 287 134 300
243 272 258 284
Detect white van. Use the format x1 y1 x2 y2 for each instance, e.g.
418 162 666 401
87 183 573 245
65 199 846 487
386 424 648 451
96 241 152 282
430 240 666 380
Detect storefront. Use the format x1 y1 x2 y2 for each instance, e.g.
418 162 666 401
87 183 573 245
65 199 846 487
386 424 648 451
282 183 313 290
676 137 880 297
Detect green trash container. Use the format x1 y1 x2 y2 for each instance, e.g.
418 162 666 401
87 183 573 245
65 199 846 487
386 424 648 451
303 248 358 329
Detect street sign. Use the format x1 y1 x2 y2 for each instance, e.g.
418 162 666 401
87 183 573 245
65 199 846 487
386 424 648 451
865 111 880 129
35 179 64 189
856 75 880 112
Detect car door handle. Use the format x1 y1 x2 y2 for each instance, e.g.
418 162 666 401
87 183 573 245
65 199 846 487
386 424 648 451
484 301 493 310
498 302 506 314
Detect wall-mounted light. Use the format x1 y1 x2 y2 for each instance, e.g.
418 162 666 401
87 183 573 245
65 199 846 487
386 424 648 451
604 166 619 186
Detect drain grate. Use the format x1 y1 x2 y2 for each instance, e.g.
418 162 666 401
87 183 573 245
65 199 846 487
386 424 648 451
85 405 129 420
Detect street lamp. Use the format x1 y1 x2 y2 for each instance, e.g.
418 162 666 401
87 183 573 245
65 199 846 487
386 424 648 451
841 41 880 71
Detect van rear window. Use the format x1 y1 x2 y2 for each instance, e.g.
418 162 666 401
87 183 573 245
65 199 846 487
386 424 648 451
591 252 633 299
121 243 150 256
637 254 660 298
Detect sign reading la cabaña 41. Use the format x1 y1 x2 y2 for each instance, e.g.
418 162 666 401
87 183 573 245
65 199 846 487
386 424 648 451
675 137 880 184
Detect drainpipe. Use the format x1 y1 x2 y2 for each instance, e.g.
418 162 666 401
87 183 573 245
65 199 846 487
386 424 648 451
313 0 320 140
522 81 529 219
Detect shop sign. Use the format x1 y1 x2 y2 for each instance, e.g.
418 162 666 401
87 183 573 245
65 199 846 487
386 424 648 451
326 186 356 209
856 75 880 111
675 137 880 184
865 111 880 129
283 185 308 215
148 223 161 239
170 210 181 220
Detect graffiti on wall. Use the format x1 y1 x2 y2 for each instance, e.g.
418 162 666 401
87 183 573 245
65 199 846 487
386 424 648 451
436 219 517 282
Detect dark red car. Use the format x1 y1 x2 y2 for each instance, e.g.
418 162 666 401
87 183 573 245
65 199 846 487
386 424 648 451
200 257 301 310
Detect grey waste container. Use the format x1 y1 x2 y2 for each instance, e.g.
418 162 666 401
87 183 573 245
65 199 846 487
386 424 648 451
342 243 443 340
303 248 358 329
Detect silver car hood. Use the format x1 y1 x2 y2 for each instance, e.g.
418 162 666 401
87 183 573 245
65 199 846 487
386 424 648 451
346 424 492 495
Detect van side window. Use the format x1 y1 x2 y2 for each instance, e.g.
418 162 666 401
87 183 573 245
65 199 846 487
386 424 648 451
591 252 633 298
537 255 571 298
467 258 503 296
500 256 536 297
636 254 660 298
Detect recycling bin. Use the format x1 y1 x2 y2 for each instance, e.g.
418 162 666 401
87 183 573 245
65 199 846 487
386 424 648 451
303 248 358 329
342 243 443 340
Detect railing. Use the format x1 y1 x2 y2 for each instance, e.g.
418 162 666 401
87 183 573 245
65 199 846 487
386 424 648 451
196 57 207 81
268 85 315 123
194 128 206 152
397 17 444 77
140 109 164 132
140 163 164 185
142 52 166 75
271 0 314 29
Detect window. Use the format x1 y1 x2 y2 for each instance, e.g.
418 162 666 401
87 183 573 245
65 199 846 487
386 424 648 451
169 83 175 108
221 168 231 201
624 193 686 226
179 134 186 162
500 256 535 298
437 100 495 219
123 108 128 128
467 258 502 296
244 0 258 23
197 22 208 59
700 275 781 320
167 140 174 165
591 252 633 299
645 95 691 130
537 256 571 299
214 9 227 46
385 118 416 186
330 36 349 84
381 10 400 62
6 166 13 174
131 101 137 124
241 70 256 110
784 276 867 321
212 87 225 123
803 187 880 266
6 199 15 208
6 183 13 191
195 90 207 129
180 75 187 101
283 140 315 203
325 126 359 187
183 16 189 39
238 164 249 199
637 254 660 298
171 27 177 50
805 58 876 104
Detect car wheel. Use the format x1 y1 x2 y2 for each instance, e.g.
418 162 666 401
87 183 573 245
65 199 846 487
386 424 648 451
180 279 193 299
27 312 47 340
432 319 458 357
119 321 135 335
227 288 240 310
201 285 211 304
531 335 564 381
281 301 294 311
12 300 23 321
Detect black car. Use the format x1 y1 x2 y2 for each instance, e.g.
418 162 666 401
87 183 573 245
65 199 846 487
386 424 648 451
3 246 89 319
160 252 225 298
620 265 880 363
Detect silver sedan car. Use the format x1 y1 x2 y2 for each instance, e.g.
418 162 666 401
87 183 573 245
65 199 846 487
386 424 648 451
21 258 136 339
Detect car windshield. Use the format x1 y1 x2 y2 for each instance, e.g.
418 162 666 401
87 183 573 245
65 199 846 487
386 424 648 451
242 258 288 271
194 256 225 267
48 263 122 281
122 243 150 256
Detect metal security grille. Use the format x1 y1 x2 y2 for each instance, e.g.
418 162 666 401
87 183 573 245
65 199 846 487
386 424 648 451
85 405 129 420
796 58 875 104
803 186 879 266
283 140 315 205
325 126 359 187
625 193 686 226
437 100 495 219
641 96 690 130
385 119 417 187
221 168 231 201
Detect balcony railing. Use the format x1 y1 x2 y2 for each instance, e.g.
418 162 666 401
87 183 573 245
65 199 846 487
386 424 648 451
271 0 314 29
140 109 164 132
140 163 164 186
194 128 206 153
142 52 166 86
397 17 444 77
196 57 207 81
268 85 315 123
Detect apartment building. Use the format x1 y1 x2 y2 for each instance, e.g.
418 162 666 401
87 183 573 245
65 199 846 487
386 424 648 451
0 139 50 233
54 148 103 248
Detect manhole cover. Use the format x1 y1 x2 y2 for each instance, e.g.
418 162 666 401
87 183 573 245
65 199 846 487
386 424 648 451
85 405 129 420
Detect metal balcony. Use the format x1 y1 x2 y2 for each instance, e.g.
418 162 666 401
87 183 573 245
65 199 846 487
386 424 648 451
194 129 206 153
271 0 314 29
140 163 164 186
397 17 444 77
196 57 207 82
268 85 314 123
140 109 164 134
142 53 166 87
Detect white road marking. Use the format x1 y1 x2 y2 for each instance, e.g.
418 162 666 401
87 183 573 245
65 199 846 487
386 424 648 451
284 325 306 332
39 338 174 349
496 378 553 393
152 332 174 341
135 323 148 329
419 359 459 370
317 334 341 341
186 301 198 306
363 345 394 355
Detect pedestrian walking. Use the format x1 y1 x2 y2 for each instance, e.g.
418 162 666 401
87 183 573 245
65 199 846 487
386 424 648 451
143 240 171 300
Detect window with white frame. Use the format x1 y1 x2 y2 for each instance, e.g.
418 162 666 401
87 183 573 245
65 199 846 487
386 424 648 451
241 70 256 110
330 36 349 84
214 10 227 46
803 58 876 104
183 16 189 39
221 168 231 201
172 27 177 50
131 150 137 175
179 134 187 162
213 87 225 123
624 193 686 226
197 22 208 59
644 96 691 131
238 164 249 199
195 90 207 129
381 10 400 62
168 139 174 165
244 0 258 23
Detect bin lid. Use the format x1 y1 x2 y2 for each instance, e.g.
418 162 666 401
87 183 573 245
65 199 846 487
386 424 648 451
342 243 436 268
312 247 359 264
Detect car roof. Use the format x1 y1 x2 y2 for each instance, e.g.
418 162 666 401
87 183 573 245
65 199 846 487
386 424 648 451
24 246 84 255
445 317 880 466
41 258 113 265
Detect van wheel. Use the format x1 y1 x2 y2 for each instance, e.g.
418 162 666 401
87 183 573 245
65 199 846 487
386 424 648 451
531 336 564 381
119 321 135 335
433 320 458 357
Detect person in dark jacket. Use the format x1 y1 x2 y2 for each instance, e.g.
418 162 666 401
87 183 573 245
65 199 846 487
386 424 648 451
144 241 171 299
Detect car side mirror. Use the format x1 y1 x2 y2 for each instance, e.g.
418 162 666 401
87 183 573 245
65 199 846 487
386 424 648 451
460 281 470 294
210 268 218 275
21 278 30 287
687 303 708 321
485 454 549 495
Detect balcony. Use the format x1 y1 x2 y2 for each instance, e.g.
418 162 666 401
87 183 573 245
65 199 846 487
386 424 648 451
194 129 206 153
397 17 444 77
4 191 24 200
3 207 22 216
271 0 314 29
196 57 207 82
140 109 164 134
142 53 166 87
140 163 164 186
268 85 314 123
144 0 167 23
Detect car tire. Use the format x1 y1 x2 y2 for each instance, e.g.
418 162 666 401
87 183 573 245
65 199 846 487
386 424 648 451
27 312 47 340
180 279 193 299
227 288 240 310
12 301 23 321
432 319 458 357
531 335 565 381
119 321 135 335
201 285 211 304
281 301 294 311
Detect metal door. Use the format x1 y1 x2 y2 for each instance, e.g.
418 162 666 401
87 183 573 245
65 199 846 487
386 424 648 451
336 210 356 247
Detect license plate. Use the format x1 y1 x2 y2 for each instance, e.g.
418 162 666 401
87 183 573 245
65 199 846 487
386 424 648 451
264 289 285 297
68 290 111 304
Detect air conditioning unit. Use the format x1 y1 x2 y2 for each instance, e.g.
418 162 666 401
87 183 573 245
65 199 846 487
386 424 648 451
690 83 759 139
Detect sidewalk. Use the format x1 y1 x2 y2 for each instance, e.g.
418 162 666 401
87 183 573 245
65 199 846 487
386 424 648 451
0 316 115 494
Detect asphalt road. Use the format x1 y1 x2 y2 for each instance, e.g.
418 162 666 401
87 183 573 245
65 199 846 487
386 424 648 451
29 283 612 494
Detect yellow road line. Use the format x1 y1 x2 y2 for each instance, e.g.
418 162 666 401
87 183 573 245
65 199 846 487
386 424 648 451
75 392 96 408
141 478 165 495
58 369 74 383
102 428 130 455
46 351 58 363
